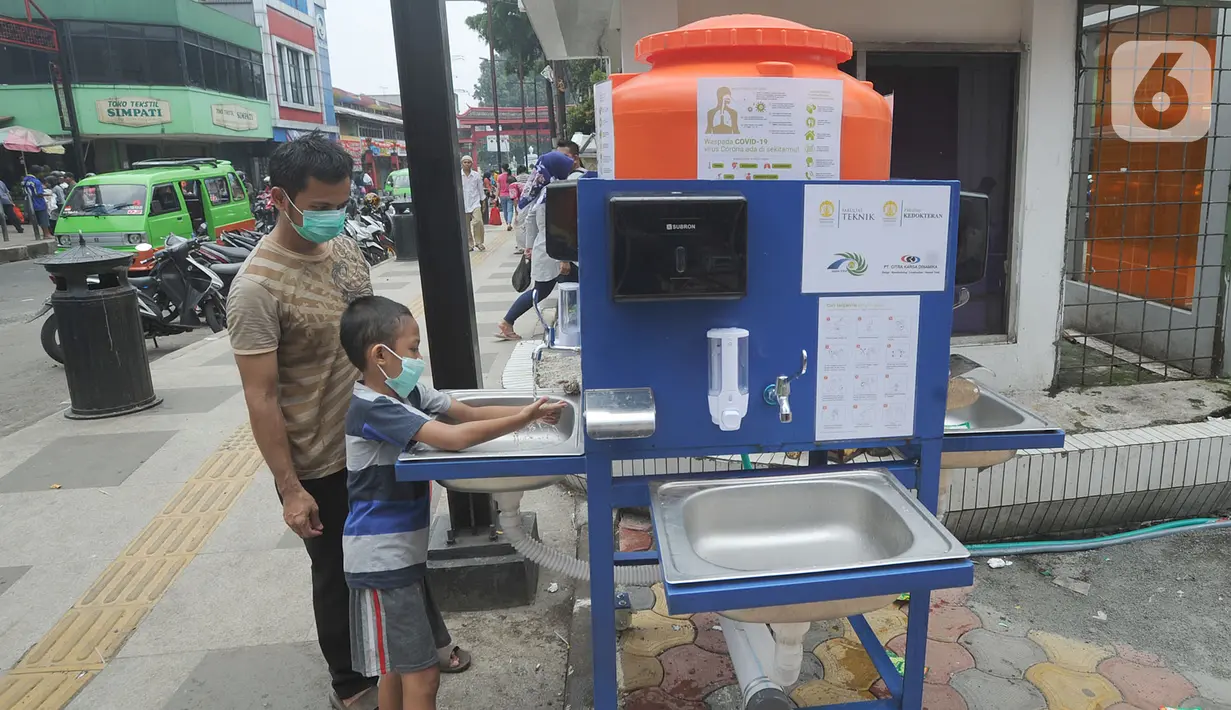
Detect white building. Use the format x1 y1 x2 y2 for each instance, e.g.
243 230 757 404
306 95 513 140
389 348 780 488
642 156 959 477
523 0 1231 392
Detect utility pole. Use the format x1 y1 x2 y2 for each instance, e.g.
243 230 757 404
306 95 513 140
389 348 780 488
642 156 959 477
553 60 567 141
388 0 488 533
486 1 502 170
517 59 529 168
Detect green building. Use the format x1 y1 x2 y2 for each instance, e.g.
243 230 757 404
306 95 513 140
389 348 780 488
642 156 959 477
0 0 273 179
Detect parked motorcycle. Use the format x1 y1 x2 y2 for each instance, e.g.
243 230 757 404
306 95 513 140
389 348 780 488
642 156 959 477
32 234 228 364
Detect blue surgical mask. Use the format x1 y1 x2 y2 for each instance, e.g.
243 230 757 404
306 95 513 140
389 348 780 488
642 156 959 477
287 197 347 243
378 345 425 399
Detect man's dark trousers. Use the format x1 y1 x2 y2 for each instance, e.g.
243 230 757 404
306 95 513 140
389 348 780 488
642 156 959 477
295 470 378 700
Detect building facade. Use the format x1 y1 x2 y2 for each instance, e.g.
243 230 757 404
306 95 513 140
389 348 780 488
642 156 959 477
333 88 405 188
247 0 338 144
0 0 273 177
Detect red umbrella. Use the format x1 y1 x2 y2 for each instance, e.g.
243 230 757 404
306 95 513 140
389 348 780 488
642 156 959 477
0 126 59 153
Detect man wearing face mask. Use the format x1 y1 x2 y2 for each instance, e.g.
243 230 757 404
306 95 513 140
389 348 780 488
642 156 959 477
227 132 383 710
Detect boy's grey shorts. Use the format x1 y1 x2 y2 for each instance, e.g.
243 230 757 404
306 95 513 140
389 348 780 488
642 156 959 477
350 579 451 676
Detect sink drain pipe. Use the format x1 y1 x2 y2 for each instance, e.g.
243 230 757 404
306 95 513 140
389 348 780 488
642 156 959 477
492 492 662 585
720 619 800 710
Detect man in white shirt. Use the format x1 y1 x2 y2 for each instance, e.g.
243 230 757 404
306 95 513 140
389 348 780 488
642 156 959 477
460 156 484 251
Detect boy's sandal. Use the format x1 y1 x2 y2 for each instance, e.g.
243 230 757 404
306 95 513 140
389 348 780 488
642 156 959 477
494 330 522 341
439 646 472 673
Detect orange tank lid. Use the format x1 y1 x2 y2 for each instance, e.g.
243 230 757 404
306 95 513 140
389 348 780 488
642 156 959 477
634 14 853 65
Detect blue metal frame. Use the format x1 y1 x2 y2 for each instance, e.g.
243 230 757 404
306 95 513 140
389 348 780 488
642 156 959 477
575 179 964 710
392 178 1060 710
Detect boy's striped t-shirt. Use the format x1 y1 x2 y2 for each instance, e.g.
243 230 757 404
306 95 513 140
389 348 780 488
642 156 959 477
342 381 452 589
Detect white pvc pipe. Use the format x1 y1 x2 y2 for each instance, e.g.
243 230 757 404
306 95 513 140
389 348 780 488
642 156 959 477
768 622 811 686
719 618 784 705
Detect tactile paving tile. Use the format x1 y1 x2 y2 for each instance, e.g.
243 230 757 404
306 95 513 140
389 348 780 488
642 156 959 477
0 671 95 709
4 424 263 707
76 556 194 607
14 605 149 671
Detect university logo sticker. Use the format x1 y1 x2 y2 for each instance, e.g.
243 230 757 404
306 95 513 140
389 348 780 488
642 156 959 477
827 252 868 276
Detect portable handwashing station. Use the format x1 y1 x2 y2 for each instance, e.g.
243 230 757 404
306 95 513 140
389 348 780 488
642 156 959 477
394 15 1065 710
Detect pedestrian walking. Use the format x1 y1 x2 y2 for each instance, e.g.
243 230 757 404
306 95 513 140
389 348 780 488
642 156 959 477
227 132 474 710
0 178 23 236
460 156 484 251
21 169 49 240
495 143 578 341
497 164 514 231
509 166 529 253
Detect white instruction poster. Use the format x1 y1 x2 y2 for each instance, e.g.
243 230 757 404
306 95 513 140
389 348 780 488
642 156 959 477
815 295 919 442
801 183 951 293
594 80 615 178
696 77 842 181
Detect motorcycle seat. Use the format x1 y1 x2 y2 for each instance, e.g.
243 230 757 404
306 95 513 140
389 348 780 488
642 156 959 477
204 244 251 261
210 262 242 277
130 276 155 289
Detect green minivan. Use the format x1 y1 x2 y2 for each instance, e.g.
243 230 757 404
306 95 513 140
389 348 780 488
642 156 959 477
384 168 412 201
54 158 255 254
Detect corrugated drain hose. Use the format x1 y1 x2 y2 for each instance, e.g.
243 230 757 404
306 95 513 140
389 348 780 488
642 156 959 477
493 492 663 585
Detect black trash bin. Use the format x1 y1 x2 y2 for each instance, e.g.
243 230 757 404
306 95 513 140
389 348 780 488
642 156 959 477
391 210 418 262
36 240 161 419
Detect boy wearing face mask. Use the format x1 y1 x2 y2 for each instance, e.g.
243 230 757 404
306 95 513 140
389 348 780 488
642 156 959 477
338 295 564 710
228 132 392 710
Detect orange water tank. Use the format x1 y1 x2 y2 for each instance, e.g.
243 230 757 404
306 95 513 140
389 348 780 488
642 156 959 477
607 15 891 181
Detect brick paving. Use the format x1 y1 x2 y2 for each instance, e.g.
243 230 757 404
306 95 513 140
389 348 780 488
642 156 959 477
614 582 1231 709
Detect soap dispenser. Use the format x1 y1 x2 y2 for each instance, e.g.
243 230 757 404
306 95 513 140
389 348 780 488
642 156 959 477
707 328 749 431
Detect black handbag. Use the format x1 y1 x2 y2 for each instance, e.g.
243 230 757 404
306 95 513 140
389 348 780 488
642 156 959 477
511 253 531 292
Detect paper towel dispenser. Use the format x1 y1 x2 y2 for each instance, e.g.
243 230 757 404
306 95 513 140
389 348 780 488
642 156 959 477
609 193 748 302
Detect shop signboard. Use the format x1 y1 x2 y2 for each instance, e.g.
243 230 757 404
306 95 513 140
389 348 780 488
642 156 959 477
96 97 171 128
340 136 366 159
485 134 511 152
211 103 260 131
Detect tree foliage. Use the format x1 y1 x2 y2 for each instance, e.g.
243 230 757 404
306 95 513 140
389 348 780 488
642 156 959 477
471 55 543 108
465 1 608 137
563 60 606 136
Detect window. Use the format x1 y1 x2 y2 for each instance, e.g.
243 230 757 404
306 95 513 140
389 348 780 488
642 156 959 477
64 23 266 100
358 124 383 139
204 177 230 206
276 42 316 108
147 40 182 86
62 184 147 217
150 184 183 216
226 173 246 202
0 44 52 85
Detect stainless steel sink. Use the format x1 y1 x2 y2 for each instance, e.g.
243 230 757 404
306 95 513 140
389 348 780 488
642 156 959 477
945 386 1050 433
398 390 582 493
652 469 967 586
942 386 1055 469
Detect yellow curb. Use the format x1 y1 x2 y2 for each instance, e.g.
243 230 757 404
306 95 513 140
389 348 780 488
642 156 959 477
0 426 262 708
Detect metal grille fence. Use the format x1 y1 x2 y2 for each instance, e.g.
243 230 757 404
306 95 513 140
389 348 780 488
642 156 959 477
1062 1 1231 387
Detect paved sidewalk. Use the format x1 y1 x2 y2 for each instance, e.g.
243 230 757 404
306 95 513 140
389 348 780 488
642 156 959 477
0 231 54 264
616 538 1231 710
0 227 583 710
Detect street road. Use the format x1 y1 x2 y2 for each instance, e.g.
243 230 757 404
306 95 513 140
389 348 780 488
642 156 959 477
0 260 211 437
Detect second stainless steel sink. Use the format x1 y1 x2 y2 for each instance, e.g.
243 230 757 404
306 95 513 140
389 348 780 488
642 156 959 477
944 386 1050 433
652 469 968 585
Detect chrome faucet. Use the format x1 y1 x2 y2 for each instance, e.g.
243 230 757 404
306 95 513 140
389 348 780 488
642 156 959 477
775 375 793 423
529 290 581 359
530 292 581 362
765 350 808 423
